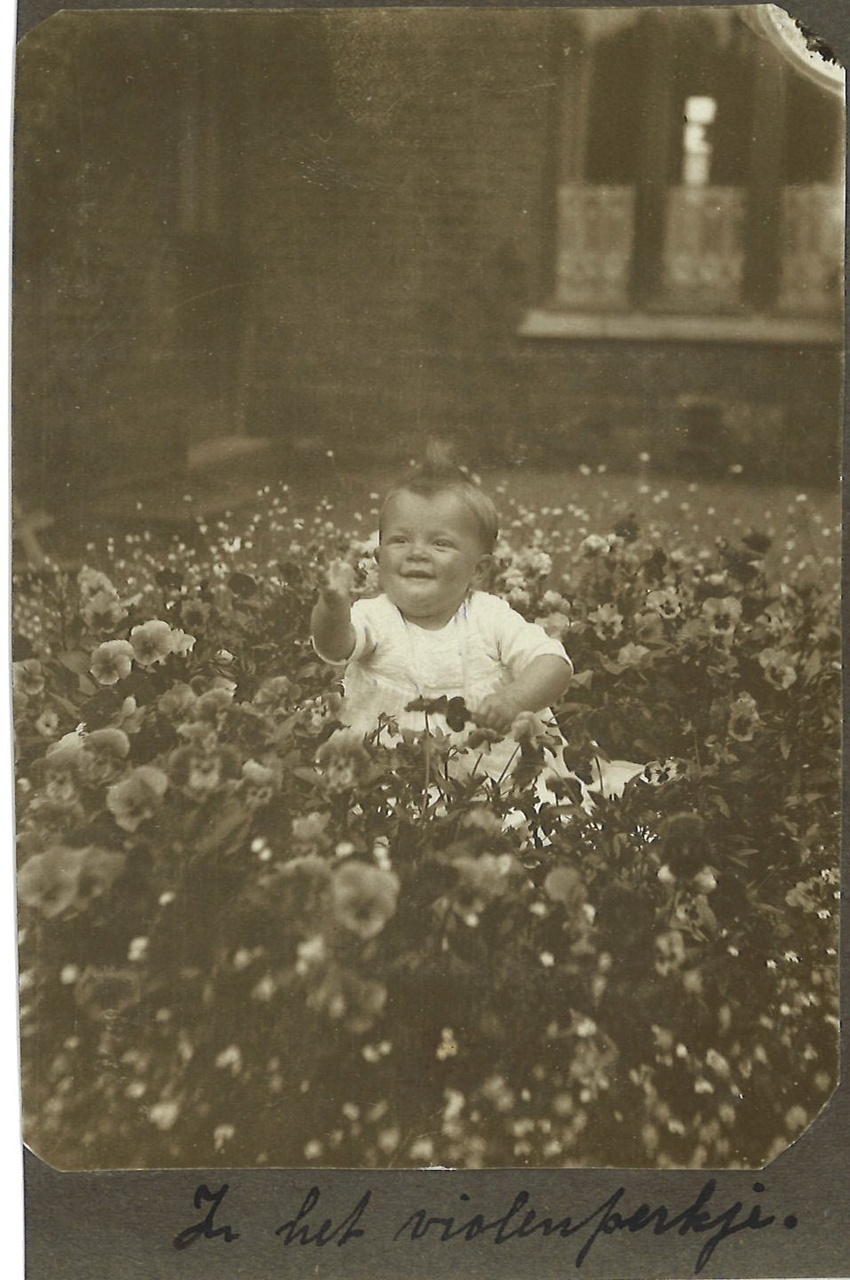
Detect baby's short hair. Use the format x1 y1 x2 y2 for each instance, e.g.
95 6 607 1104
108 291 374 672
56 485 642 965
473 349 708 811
379 440 499 553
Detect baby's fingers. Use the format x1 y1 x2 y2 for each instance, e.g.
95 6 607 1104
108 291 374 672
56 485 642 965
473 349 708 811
472 698 513 735
322 559 356 596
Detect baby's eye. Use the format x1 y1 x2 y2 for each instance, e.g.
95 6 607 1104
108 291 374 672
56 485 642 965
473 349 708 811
385 535 407 545
433 539 455 549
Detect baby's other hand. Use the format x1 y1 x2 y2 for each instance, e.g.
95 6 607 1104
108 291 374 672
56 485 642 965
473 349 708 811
472 692 521 736
320 559 356 603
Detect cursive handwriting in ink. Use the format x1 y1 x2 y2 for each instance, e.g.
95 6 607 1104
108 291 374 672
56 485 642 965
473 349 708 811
570 1178 781 1272
276 1185 372 1247
173 1183 240 1251
393 1179 796 1274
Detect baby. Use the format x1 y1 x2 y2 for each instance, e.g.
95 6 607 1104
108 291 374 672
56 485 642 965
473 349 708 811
310 450 573 762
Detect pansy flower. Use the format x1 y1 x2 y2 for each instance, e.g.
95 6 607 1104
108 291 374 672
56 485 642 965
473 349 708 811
13 658 45 702
579 534 609 559
77 567 117 600
106 765 168 831
180 598 211 632
316 729 372 793
758 648 798 690
645 587 682 619
42 743 84 805
129 620 175 667
169 628 197 658
113 695 145 735
642 758 688 786
254 858 332 927
654 929 687 976
252 676 292 716
82 588 128 632
194 686 236 722
34 708 60 739
18 841 125 919
536 611 571 640
307 965 388 1034
460 806 504 837
77 728 131 787
540 590 569 611
170 745 240 800
617 642 652 669
450 853 516 920
544 864 587 915
157 682 198 719
240 759 279 809
18 845 88 918
329 862 400 940
701 596 742 638
90 639 135 686
727 691 760 741
291 811 333 856
633 611 665 644
588 603 624 641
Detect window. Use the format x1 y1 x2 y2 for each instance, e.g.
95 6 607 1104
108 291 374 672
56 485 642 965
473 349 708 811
527 6 844 343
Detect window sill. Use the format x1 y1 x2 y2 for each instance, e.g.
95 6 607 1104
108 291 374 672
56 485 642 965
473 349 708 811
518 308 843 346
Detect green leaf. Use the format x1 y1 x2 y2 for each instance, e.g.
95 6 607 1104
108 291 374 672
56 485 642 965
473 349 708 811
48 692 82 717
293 767 322 786
59 650 92 676
194 799 251 856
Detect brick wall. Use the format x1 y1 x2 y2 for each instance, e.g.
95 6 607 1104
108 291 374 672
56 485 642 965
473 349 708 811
14 10 842 510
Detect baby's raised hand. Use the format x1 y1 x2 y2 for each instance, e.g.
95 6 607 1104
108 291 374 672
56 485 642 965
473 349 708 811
320 559 356 604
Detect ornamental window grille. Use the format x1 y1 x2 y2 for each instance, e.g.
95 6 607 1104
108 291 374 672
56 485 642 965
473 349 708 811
551 7 844 322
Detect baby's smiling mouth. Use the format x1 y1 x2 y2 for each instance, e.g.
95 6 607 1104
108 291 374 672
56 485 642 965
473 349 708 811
401 570 434 580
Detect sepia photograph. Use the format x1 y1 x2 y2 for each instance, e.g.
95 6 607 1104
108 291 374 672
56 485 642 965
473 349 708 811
11 0 844 1193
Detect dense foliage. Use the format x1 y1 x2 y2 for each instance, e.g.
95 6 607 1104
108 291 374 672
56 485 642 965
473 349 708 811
14 478 840 1169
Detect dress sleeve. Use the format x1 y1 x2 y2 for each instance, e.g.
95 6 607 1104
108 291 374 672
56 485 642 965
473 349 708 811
479 593 573 679
312 596 380 667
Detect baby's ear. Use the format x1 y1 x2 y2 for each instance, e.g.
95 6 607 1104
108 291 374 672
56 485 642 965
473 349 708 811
473 553 494 587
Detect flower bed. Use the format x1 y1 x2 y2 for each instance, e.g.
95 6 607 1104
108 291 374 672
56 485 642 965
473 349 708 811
14 481 840 1170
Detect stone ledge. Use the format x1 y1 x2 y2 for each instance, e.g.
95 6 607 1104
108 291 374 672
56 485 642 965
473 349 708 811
518 308 843 346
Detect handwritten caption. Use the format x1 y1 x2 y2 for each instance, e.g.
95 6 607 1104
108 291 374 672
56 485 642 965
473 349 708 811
173 1177 799 1273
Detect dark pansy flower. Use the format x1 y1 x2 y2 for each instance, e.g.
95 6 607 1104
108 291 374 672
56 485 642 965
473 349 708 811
229 571 258 597
658 812 708 877
445 697 471 732
613 511 639 543
741 529 772 555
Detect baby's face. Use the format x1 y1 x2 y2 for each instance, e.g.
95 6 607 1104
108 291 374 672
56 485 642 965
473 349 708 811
378 489 491 628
